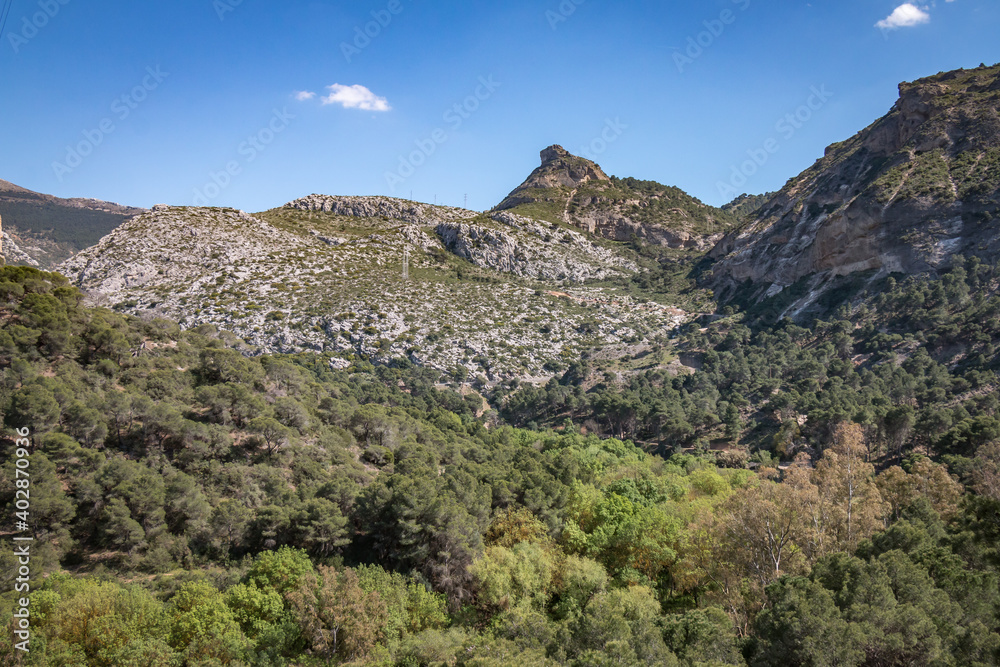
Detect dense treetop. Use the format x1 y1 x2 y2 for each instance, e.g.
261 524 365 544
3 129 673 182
1 265 999 666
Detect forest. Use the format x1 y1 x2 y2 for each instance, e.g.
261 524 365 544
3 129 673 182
2 263 1000 666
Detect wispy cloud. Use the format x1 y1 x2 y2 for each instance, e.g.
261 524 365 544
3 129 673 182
295 90 317 101
876 3 931 29
321 84 391 112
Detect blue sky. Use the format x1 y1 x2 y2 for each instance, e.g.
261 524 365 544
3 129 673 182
1 0 998 212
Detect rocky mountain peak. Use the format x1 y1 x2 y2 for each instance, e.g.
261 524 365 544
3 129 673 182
540 144 571 164
496 145 735 250
538 144 609 186
502 146 610 199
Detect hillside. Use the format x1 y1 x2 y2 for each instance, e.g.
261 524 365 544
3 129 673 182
721 192 774 221
13 62 1000 666
497 145 739 250
0 179 144 268
4 255 1000 666
709 63 1000 320
59 197 689 381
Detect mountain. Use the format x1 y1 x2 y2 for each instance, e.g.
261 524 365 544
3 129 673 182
57 146 745 382
59 196 687 381
0 179 144 269
496 145 738 250
709 63 1000 319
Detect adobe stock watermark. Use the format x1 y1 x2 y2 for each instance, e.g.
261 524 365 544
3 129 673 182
213 0 244 21
673 0 751 73
384 75 501 192
341 0 406 63
547 0 586 30
577 118 628 162
8 0 71 54
51 66 170 183
716 85 833 200
11 426 33 654
192 108 296 205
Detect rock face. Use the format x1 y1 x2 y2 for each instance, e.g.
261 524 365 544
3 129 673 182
436 211 638 283
1 228 39 267
503 145 611 200
286 194 477 225
709 63 1000 318
0 179 145 268
496 146 736 250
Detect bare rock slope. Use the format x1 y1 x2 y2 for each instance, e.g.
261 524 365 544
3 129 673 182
59 197 686 380
710 63 1000 317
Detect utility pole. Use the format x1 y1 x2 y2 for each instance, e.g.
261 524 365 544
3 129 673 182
403 246 410 281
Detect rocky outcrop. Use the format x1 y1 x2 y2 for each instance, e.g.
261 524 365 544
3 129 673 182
501 145 610 203
60 207 303 298
436 211 638 283
1 229 40 267
565 206 724 251
285 194 477 225
496 146 736 250
709 63 1000 318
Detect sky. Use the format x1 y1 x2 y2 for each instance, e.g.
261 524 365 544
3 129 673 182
1 0 999 212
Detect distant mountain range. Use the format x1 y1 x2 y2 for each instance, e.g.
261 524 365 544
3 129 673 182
0 179 145 268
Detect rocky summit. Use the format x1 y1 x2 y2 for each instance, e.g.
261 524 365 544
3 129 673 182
497 145 738 250
710 63 1000 319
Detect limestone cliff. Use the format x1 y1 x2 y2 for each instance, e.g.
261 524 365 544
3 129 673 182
286 194 477 225
436 211 638 282
709 63 1000 318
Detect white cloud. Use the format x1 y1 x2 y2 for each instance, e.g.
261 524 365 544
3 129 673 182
321 84 391 112
295 90 316 101
876 3 931 29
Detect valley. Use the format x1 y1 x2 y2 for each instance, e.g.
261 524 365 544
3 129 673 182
4 61 1000 667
